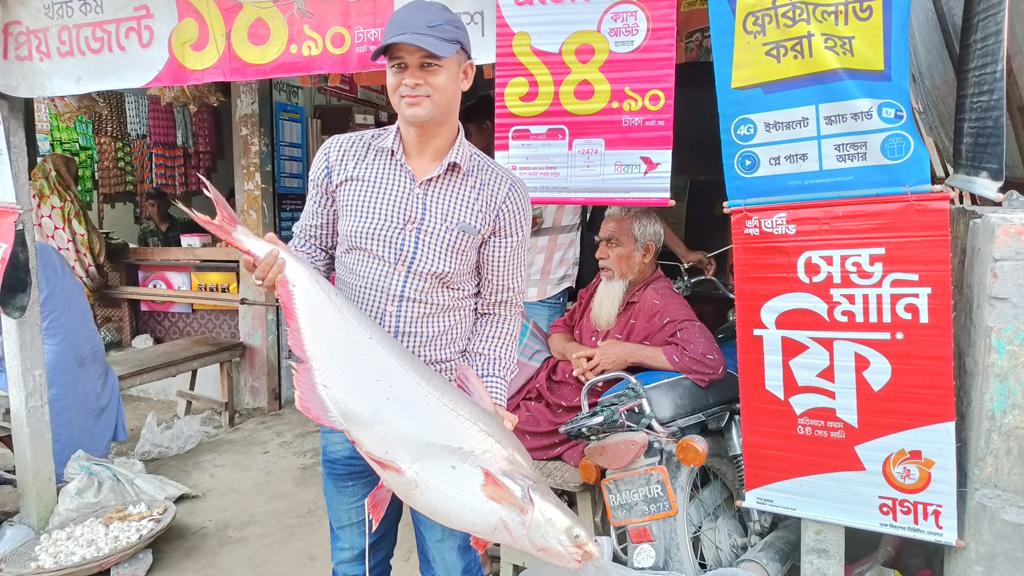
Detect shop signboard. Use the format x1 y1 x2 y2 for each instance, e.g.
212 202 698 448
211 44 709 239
274 102 307 196
708 0 931 205
0 114 18 286
494 0 676 204
0 0 394 97
731 192 957 545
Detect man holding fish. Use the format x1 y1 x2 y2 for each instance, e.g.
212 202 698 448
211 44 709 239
244 2 530 574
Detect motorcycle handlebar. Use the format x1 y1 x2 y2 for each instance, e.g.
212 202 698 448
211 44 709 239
580 372 640 412
689 275 735 300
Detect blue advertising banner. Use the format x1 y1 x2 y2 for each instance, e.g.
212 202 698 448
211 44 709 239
708 0 931 205
274 102 308 196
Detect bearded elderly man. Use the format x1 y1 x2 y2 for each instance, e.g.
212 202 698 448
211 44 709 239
508 207 726 465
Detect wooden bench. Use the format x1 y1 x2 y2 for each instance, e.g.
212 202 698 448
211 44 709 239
107 335 244 428
498 460 601 576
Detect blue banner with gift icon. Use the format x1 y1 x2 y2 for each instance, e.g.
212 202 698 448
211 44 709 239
709 0 932 206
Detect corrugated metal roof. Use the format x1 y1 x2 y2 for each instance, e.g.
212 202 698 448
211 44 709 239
912 0 1023 181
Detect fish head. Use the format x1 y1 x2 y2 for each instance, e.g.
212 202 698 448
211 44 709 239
523 488 601 568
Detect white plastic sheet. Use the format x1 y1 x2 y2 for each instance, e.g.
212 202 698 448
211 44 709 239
134 411 221 461
0 519 36 558
111 549 154 576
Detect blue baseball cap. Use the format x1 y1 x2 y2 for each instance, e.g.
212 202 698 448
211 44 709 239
371 0 473 62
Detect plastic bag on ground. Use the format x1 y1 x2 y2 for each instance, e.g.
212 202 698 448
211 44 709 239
0 518 36 557
111 549 154 576
521 559 678 576
47 450 194 530
134 410 222 461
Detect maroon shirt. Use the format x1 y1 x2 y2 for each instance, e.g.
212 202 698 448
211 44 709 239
508 269 726 465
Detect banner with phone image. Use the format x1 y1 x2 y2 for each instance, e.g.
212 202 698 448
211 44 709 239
494 0 677 204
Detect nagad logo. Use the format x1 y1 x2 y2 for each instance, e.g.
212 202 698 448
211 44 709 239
882 449 935 495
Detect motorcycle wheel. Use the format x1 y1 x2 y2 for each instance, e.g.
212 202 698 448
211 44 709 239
670 451 748 575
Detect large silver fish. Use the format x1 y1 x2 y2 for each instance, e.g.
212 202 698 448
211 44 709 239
180 177 599 568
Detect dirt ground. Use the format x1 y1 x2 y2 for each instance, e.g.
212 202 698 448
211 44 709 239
138 407 421 575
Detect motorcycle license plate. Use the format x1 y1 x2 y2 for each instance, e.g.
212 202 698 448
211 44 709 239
601 465 678 527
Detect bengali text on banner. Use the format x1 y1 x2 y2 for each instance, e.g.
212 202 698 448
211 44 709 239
731 192 957 545
494 0 676 204
0 0 395 97
708 0 931 205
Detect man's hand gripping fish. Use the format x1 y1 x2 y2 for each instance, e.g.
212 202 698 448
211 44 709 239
180 176 600 569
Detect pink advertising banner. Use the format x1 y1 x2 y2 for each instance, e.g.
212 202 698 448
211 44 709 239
0 0 393 97
0 114 17 286
494 0 677 204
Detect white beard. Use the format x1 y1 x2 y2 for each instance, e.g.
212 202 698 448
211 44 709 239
589 278 629 332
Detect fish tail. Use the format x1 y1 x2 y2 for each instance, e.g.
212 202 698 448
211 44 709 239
181 174 342 431
176 174 270 259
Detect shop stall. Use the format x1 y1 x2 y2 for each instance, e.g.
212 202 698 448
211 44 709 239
29 87 241 353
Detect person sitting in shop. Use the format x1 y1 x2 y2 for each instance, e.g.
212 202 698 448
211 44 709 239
138 189 182 247
0 242 128 481
507 207 725 466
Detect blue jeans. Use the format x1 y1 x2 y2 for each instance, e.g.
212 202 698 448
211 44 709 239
320 428 483 576
523 288 570 333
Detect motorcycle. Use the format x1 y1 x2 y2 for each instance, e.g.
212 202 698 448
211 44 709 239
559 262 787 575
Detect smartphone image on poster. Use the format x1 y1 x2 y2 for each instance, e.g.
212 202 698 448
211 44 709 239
572 138 605 181
507 125 570 182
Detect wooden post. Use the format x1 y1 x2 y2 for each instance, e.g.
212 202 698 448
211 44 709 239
0 95 58 530
231 81 281 411
801 520 845 576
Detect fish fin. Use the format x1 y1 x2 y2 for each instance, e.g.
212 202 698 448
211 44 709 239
363 451 403 475
278 280 342 431
366 482 394 532
175 174 262 257
456 364 496 412
470 536 491 555
481 468 532 515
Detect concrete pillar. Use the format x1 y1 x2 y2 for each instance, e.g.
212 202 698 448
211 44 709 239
231 81 281 411
800 520 844 576
0 95 57 530
945 206 1024 575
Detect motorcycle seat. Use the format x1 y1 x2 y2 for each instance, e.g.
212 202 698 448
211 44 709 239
599 370 739 425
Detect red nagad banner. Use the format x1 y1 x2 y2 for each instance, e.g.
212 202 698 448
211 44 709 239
0 0 394 97
731 192 957 545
